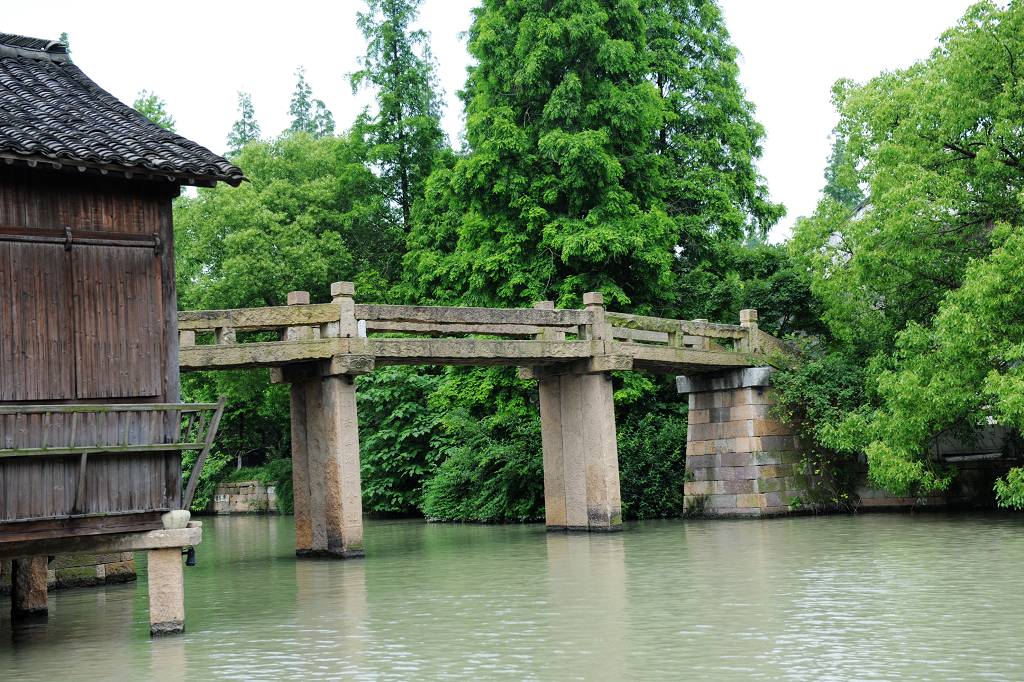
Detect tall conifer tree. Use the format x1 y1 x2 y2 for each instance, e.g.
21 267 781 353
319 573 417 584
406 0 776 311
352 0 447 233
644 0 782 252
227 91 261 155
288 67 335 137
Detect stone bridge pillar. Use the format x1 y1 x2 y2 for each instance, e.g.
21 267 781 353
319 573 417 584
529 294 622 532
277 288 369 558
677 367 801 517
538 372 622 531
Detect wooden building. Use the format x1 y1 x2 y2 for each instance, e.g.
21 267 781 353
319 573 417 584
0 33 241 632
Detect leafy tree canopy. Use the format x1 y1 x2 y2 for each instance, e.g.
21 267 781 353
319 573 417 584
175 132 396 310
793 1 1024 351
404 0 778 312
288 67 336 138
790 0 1024 501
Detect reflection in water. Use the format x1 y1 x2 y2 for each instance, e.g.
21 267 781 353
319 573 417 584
544 532 626 681
2 514 1024 680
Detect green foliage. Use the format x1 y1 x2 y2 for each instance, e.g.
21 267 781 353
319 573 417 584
849 226 1024 498
995 468 1024 510
352 0 448 232
421 372 545 522
793 1 1024 351
770 343 866 509
133 90 176 131
645 0 784 258
357 366 444 513
227 91 261 156
822 137 864 209
790 1 1024 504
677 238 823 336
617 408 688 519
175 133 396 307
288 67 335 138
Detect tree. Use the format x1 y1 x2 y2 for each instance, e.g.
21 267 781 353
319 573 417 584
351 0 447 233
405 0 778 312
288 67 335 137
790 1 1024 502
406 0 676 309
226 91 261 155
821 137 864 209
133 90 176 131
645 0 783 265
58 31 71 55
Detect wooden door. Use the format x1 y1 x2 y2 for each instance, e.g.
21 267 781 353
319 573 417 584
72 245 164 399
0 241 75 401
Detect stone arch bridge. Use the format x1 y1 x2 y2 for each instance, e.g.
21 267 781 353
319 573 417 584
178 282 799 557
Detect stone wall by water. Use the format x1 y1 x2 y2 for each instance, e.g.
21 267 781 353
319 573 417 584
678 368 803 517
0 552 136 595
858 427 1018 510
211 480 279 514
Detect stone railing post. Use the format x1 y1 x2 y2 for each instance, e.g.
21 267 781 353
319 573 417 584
738 308 759 353
533 300 566 342
284 290 313 342
178 330 195 348
215 326 235 345
326 281 358 339
582 292 609 350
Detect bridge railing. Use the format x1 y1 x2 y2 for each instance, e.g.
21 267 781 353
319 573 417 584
175 282 785 371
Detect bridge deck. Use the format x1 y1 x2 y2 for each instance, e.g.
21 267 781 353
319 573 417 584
177 285 784 376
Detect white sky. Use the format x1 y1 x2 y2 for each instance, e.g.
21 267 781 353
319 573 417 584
6 0 976 242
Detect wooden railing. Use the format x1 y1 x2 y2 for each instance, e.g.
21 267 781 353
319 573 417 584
0 399 226 509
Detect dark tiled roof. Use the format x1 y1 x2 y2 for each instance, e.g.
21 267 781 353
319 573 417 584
0 33 243 186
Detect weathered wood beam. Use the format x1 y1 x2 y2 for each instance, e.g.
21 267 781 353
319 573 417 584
0 525 202 561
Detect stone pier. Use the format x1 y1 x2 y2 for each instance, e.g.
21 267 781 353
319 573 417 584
280 286 367 559
11 555 48 618
147 547 185 635
678 367 802 517
2 524 200 634
532 293 623 532
538 372 623 531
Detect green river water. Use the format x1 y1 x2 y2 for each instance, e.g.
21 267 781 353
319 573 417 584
2 513 1023 680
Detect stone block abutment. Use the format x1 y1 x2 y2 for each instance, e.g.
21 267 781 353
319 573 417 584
677 367 802 517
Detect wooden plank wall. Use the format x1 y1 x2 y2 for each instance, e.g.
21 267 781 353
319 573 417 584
0 167 182 526
0 241 75 400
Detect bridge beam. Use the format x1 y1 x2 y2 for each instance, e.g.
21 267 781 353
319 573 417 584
677 367 802 517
